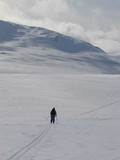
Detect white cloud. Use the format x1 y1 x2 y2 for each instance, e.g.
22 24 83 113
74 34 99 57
0 0 120 54
86 29 120 54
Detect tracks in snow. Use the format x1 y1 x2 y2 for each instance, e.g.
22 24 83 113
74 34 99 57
7 125 52 160
79 99 120 116
6 99 120 160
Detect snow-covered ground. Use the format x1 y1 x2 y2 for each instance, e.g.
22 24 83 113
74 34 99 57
0 74 120 160
0 20 120 160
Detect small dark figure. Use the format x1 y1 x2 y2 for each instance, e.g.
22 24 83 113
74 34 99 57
50 107 57 123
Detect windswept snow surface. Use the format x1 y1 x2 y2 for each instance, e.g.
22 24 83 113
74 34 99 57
0 20 120 74
0 74 120 160
0 20 120 160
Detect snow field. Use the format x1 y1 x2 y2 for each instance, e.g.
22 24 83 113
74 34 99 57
0 74 120 160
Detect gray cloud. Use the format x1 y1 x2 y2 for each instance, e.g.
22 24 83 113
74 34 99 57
0 0 120 54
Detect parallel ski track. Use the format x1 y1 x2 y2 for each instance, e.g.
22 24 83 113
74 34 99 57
67 99 120 120
7 125 52 160
79 99 120 116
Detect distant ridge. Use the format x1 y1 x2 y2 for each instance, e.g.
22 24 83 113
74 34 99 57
0 20 120 74
0 20 104 53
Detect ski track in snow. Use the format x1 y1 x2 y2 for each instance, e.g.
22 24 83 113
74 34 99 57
6 99 120 160
0 74 120 160
7 125 52 160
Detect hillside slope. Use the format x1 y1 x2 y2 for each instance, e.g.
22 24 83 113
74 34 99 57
0 20 120 74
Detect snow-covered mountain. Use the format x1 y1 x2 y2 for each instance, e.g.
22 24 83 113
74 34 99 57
1 20 120 160
0 20 104 53
0 20 120 74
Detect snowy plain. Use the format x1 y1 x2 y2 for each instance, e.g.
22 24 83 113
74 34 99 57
0 20 120 160
0 74 120 160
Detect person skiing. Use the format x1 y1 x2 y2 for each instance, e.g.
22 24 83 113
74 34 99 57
50 107 57 123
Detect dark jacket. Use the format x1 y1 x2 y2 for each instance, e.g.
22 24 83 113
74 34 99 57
50 108 57 117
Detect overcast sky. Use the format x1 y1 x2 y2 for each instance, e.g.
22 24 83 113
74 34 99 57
0 0 120 54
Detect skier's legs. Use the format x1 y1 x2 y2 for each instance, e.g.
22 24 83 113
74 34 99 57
51 116 55 123
50 117 52 123
53 117 55 123
51 116 53 123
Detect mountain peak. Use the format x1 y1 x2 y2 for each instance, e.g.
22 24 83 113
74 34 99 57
0 20 104 53
0 20 120 74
